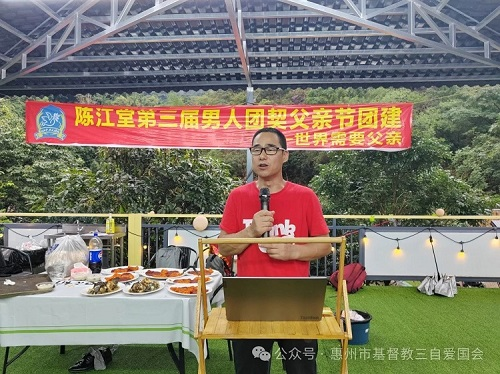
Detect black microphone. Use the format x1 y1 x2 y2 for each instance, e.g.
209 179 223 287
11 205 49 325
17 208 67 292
259 187 271 237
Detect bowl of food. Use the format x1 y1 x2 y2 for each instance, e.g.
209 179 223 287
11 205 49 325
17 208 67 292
36 282 55 292
71 267 91 281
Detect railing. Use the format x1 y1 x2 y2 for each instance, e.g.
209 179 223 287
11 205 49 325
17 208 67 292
1 213 498 280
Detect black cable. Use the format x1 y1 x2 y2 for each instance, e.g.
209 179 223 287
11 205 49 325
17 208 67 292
431 227 497 245
364 226 429 241
3 224 63 239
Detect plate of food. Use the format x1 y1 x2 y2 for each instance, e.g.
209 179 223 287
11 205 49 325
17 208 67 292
168 284 212 297
101 265 144 275
186 268 218 276
81 279 123 297
167 276 213 284
123 278 164 295
36 282 55 293
142 268 183 280
104 272 139 283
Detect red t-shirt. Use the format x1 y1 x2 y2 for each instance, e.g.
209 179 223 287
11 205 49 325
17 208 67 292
220 182 329 277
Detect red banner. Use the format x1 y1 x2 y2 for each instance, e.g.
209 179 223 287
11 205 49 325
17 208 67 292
26 101 412 151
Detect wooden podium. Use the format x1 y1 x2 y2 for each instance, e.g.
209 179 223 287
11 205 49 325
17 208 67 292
194 236 352 374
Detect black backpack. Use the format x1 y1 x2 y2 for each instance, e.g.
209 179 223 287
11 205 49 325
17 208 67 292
206 254 233 277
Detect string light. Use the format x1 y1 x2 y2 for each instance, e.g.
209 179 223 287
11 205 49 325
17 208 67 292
391 238 402 254
392 238 404 257
362 233 368 245
458 241 466 259
426 230 434 246
362 226 500 255
492 229 499 247
173 227 183 244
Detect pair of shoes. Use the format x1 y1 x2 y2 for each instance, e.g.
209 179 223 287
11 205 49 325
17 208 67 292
68 353 94 372
68 347 112 372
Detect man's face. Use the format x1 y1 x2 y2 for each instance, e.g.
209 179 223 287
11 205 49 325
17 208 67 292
251 132 288 180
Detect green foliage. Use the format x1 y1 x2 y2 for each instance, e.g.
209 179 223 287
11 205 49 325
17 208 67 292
190 90 247 105
423 85 500 151
0 97 84 213
310 132 488 215
452 134 500 194
45 148 239 215
284 150 332 186
205 150 248 180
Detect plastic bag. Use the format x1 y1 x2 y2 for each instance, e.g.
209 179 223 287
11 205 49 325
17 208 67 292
0 248 24 276
434 274 457 298
19 235 44 251
45 235 89 277
417 274 438 296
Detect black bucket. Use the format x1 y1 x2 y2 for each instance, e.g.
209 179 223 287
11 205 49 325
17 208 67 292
345 310 372 345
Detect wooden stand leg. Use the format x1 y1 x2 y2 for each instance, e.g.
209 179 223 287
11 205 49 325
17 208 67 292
340 338 349 374
197 338 206 374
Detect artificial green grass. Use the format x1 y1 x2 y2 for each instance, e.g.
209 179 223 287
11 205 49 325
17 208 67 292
330 285 500 374
2 285 499 373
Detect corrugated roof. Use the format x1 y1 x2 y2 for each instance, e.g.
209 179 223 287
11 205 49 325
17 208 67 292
0 0 499 96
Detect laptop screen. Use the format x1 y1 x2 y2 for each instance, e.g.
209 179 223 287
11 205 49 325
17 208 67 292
223 277 328 321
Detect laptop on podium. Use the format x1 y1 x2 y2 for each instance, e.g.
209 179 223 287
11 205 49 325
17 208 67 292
223 277 328 321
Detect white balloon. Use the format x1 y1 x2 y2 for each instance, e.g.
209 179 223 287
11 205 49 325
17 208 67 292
435 208 445 217
193 215 209 231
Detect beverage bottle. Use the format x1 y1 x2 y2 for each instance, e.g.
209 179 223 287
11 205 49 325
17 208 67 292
88 231 103 273
106 213 115 234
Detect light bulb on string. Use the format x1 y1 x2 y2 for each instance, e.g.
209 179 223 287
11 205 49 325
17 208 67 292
362 233 368 245
173 227 183 244
457 241 466 259
392 238 403 256
492 230 500 247
424 227 435 247
426 232 434 247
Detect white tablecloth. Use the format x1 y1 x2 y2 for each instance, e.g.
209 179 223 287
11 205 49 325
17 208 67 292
0 272 223 361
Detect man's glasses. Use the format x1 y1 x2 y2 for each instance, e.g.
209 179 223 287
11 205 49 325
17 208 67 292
249 145 286 156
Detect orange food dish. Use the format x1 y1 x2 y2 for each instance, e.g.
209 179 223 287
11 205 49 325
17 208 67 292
145 269 182 278
112 266 139 274
170 286 198 295
173 277 211 284
105 272 135 282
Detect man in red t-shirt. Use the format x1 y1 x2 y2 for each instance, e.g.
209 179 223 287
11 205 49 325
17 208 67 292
219 128 331 374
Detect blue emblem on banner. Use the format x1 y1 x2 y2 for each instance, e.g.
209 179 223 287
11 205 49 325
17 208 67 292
34 105 66 140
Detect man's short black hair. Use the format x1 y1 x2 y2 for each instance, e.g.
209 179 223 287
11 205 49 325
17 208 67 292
252 128 287 149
